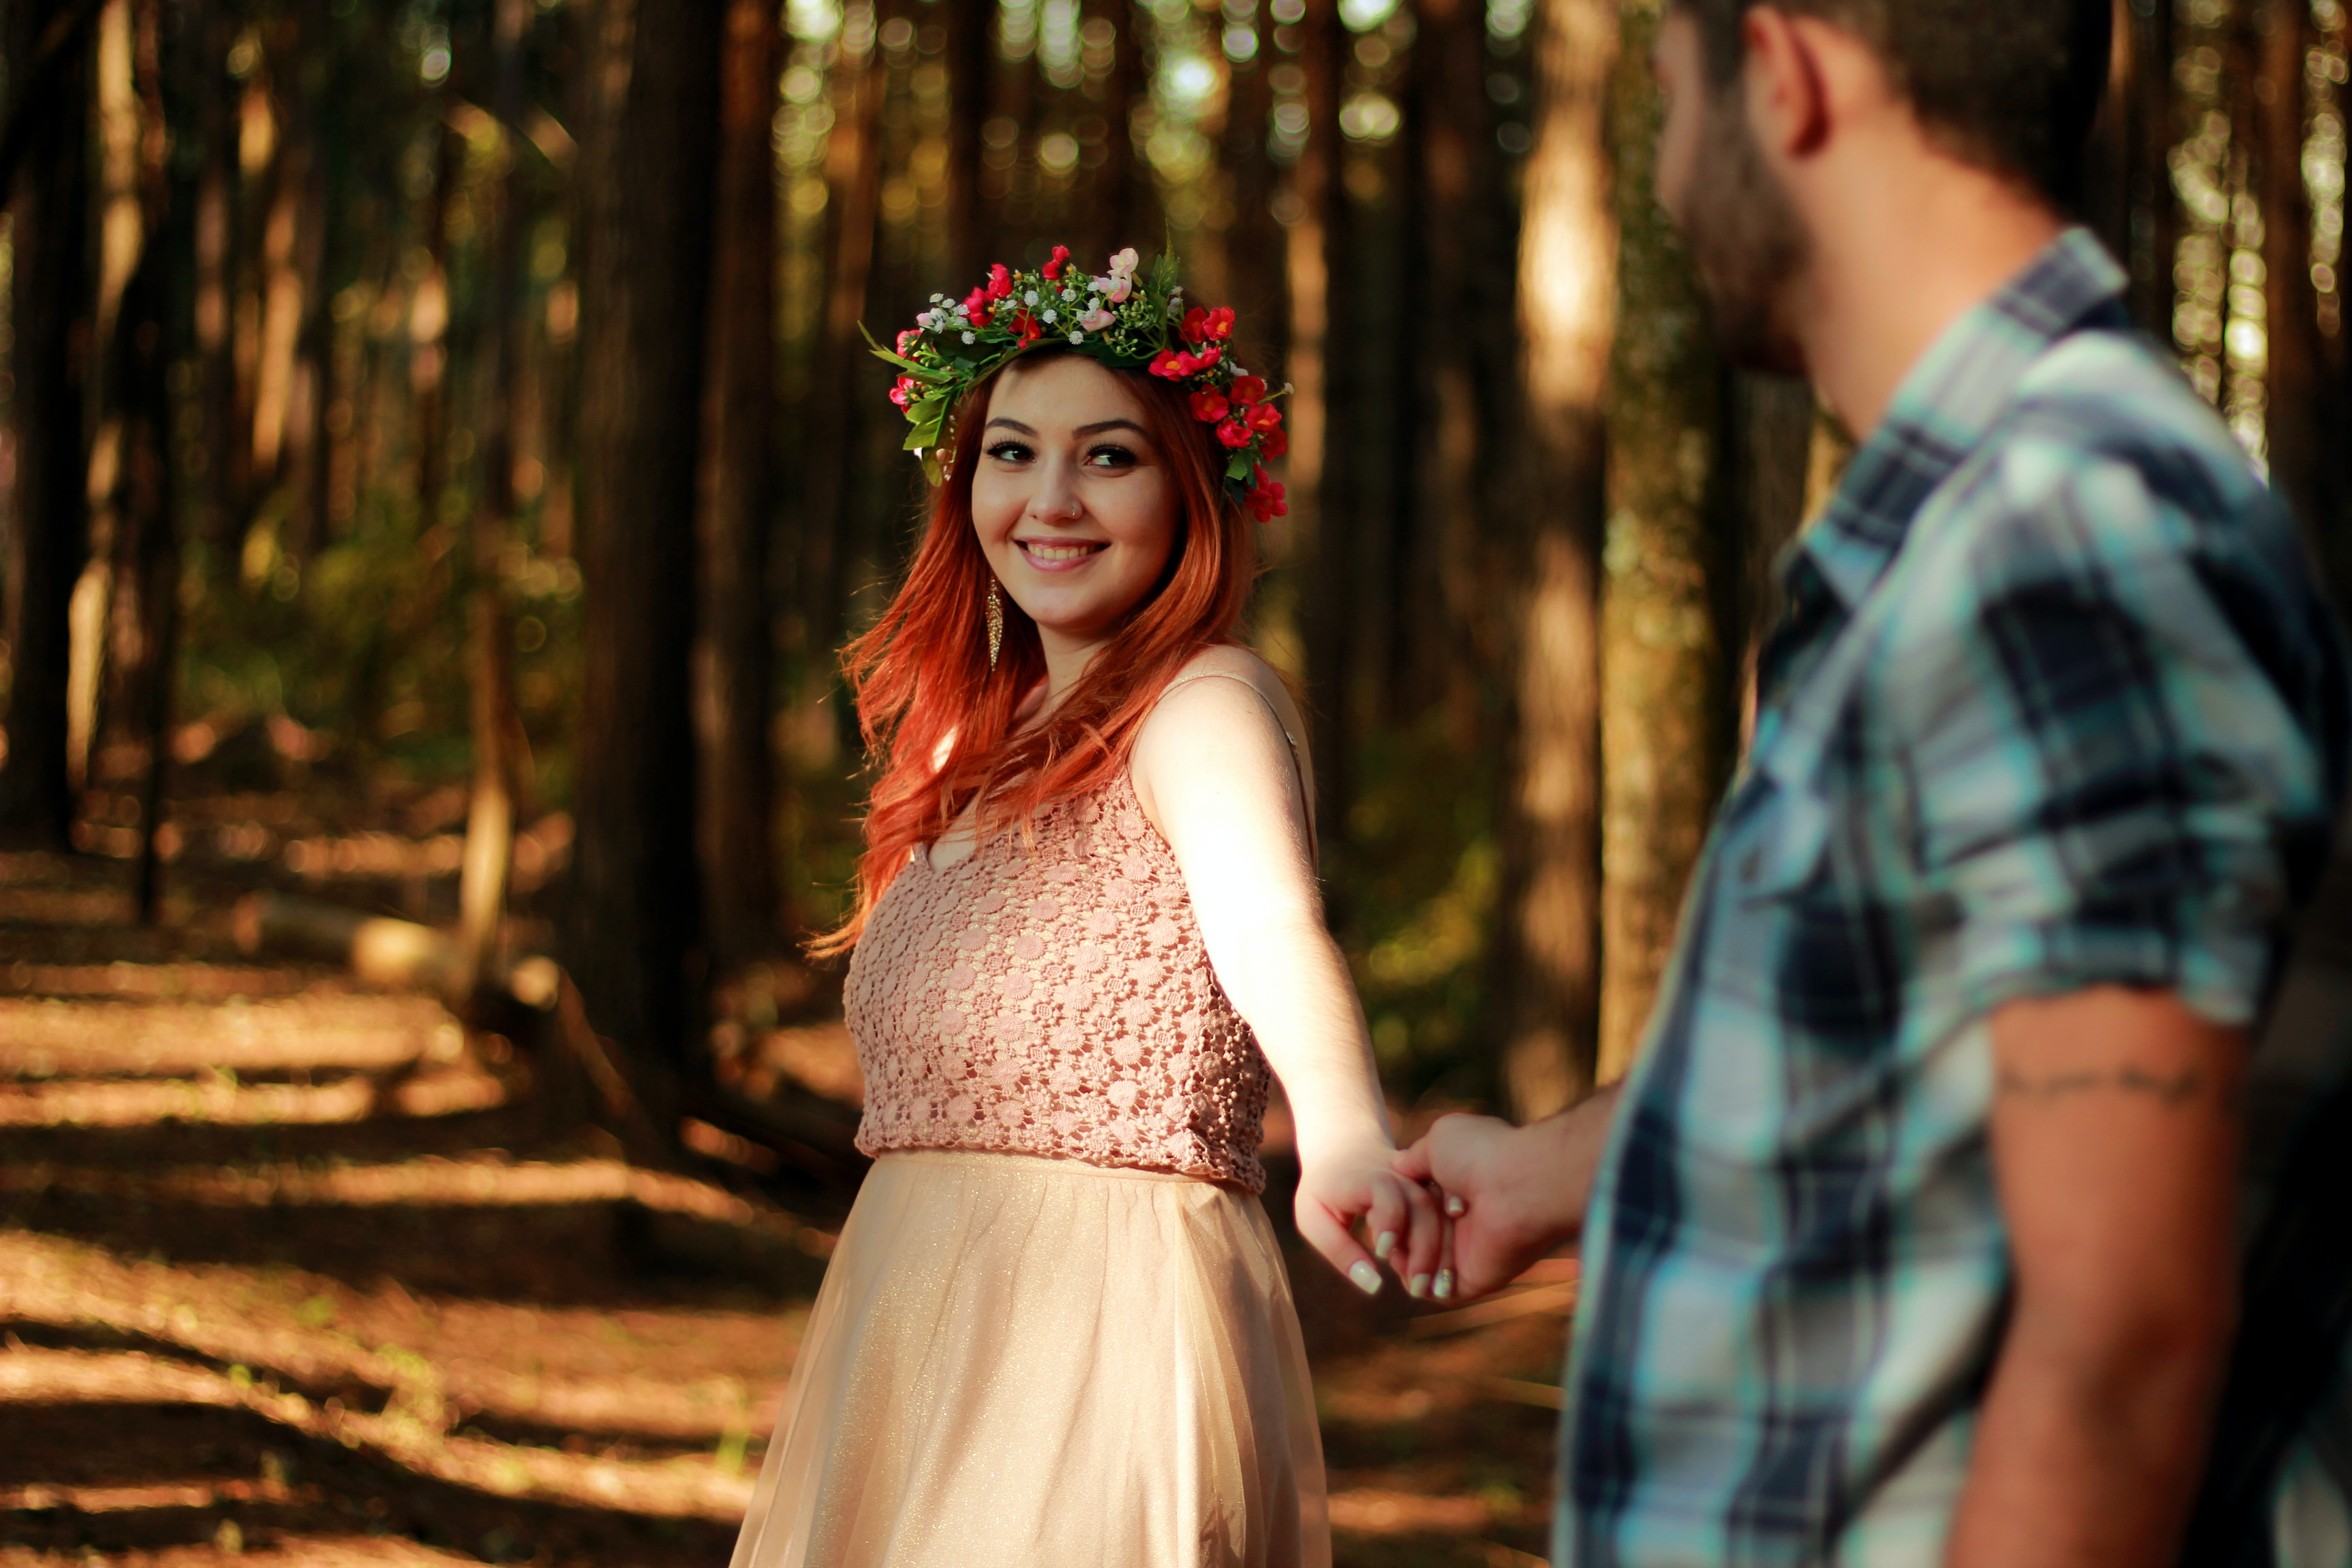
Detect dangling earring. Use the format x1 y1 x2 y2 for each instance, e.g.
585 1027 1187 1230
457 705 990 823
985 578 1004 671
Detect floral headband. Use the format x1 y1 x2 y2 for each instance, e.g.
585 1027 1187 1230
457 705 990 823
868 245 1290 524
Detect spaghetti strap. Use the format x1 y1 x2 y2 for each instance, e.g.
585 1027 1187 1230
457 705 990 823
1153 669 1316 849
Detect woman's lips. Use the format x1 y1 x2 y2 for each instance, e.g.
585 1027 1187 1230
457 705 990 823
1015 538 1109 573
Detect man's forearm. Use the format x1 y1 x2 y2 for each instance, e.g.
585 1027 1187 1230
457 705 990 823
1944 1309 2230 1567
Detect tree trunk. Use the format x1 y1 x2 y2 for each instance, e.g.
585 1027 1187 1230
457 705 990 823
696 0 781 970
1729 372 1814 745
568 0 724 1071
187 0 238 559
1595 0 1730 1086
945 0 993 284
2259 0 2346 602
1289 0 1348 838
793 7 885 750
412 121 457 529
455 0 536 999
1492 0 1616 1118
1 0 94 848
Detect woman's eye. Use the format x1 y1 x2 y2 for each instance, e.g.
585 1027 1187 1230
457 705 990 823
1085 445 1138 470
985 441 1032 463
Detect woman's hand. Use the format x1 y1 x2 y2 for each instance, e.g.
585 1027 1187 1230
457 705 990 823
1392 1090 1621 1301
1294 1135 1448 1298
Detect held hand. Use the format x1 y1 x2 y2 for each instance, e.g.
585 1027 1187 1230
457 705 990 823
1392 1113 1573 1303
1293 1138 1448 1300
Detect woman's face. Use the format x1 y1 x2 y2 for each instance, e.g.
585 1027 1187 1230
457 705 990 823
969 353 1181 656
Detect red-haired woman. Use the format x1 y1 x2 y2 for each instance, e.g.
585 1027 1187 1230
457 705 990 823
725 250 1445 1568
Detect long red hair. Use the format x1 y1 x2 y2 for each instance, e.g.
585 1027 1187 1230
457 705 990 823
813 351 1256 955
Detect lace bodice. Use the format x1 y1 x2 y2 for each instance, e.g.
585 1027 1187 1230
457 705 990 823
844 768 1273 1193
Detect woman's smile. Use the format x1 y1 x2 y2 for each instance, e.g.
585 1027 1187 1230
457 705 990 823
1015 536 1111 571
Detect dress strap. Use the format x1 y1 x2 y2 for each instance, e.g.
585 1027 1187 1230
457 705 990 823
1153 670 1316 849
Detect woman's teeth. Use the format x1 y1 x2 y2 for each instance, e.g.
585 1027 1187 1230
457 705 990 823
1019 540 1105 563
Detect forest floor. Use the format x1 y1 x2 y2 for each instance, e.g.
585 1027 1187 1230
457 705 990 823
0 787 1571 1568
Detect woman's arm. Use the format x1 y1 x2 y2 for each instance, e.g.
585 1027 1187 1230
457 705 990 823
1131 658 1443 1296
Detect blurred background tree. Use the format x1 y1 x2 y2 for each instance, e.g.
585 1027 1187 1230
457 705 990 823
0 0 2344 1138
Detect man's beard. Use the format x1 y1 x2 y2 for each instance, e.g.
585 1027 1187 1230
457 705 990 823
1677 89 1811 377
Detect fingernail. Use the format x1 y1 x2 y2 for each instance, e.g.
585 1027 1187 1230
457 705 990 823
1349 1261 1383 1296
1409 1273 1431 1299
1375 1230 1397 1260
1434 1269 1455 1301
1445 1196 1466 1217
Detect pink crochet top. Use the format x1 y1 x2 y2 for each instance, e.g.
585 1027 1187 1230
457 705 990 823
844 720 1280 1193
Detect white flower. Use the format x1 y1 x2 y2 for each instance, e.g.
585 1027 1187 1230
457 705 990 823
962 331 976 343
1024 290 1040 306
1068 330 1084 344
1078 307 1116 331
1088 277 1106 293
1042 309 1058 323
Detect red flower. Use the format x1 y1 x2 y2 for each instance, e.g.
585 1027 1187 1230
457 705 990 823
1193 346 1222 371
889 375 916 408
1228 374 1268 405
1150 349 1198 379
1043 245 1071 280
1013 310 1043 347
1181 305 1236 344
1261 426 1289 456
896 328 921 354
1245 402 1283 432
986 263 1014 299
1216 418 1253 449
1190 390 1230 422
962 284 993 324
1246 470 1288 522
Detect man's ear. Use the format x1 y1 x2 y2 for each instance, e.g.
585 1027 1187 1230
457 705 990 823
1740 5 1833 159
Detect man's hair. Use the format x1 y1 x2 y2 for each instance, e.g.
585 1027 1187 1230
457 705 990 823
1676 0 2113 210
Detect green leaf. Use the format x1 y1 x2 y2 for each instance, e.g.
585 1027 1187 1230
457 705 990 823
859 322 951 381
1225 450 1255 481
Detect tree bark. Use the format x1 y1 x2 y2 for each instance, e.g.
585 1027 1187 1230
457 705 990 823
190 0 237 555
1289 0 1348 838
1595 0 1730 1086
568 0 724 1070
696 0 781 970
1492 0 1616 1117
2259 0 2346 601
456 0 536 999
1 0 94 848
945 0 994 284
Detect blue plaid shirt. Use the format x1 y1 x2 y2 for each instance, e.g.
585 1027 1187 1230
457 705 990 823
1557 230 2352 1567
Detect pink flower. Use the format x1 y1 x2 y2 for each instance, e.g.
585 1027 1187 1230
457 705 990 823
1098 272 1134 303
1190 390 1230 422
1078 307 1117 331
889 375 916 408
896 328 921 354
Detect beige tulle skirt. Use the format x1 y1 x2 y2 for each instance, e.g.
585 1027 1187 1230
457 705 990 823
727 1148 1330 1568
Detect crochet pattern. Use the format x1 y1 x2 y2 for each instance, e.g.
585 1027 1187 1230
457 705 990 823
846 772 1272 1194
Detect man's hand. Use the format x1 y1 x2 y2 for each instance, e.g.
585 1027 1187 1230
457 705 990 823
1393 1087 1621 1301
1945 986 2243 1568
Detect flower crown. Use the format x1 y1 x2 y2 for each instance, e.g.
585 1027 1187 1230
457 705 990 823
867 245 1290 524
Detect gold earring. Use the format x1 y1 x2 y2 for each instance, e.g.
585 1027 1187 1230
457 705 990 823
985 579 1004 671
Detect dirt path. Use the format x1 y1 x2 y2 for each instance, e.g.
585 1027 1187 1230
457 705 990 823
0 848 1568 1567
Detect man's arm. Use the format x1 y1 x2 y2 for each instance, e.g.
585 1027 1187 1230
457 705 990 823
1393 1085 1623 1300
1945 986 2243 1568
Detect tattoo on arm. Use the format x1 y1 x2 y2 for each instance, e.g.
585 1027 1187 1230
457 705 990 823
1996 1064 2213 1108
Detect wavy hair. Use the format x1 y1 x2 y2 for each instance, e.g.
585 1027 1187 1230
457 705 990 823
812 350 1256 956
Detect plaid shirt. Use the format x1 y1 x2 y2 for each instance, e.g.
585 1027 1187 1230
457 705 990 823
1557 229 2352 1567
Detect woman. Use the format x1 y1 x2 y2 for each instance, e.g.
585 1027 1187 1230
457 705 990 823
728 246 1446 1568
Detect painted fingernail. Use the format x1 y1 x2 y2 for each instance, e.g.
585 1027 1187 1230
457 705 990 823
1433 1269 1455 1301
1445 1195 1466 1217
1409 1273 1431 1299
1375 1230 1398 1260
1349 1261 1383 1296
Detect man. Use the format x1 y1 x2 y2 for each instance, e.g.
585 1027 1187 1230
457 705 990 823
1398 2 2352 1563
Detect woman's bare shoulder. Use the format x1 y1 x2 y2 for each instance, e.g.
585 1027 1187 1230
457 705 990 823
1160 644 1307 741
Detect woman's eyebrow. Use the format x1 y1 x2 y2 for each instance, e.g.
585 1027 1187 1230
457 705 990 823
983 416 1038 434
1074 419 1147 437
